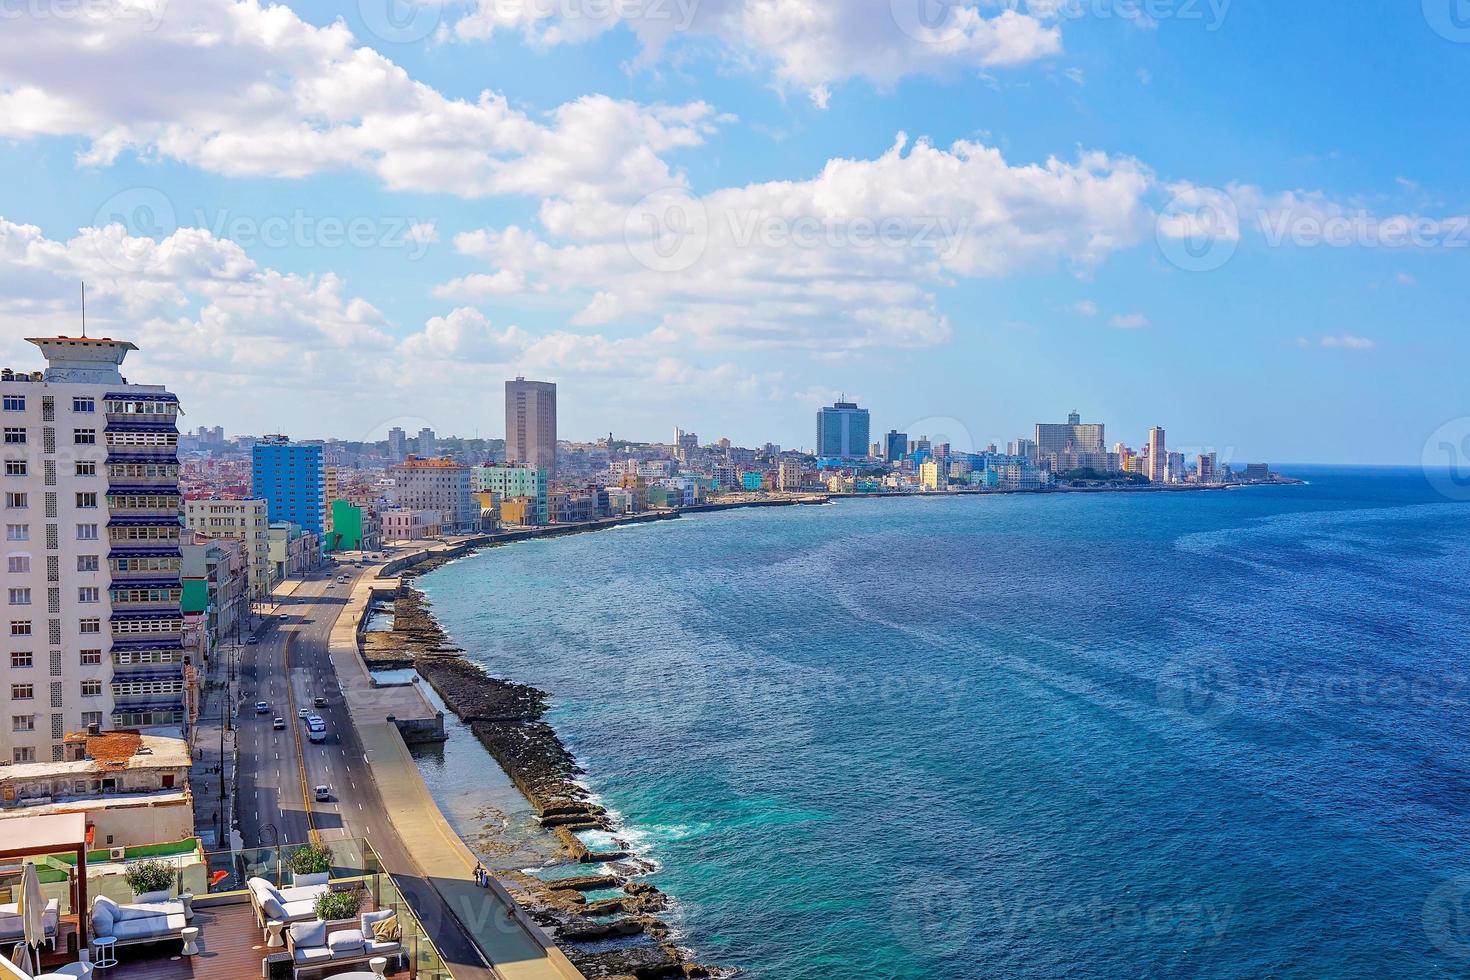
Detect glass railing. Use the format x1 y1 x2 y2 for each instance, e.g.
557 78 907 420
78 838 450 976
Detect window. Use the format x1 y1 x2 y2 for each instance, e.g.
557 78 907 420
80 711 102 730
5 524 27 541
4 492 26 509
80 680 102 698
10 716 33 733
3 428 25 444
6 556 27 574
77 555 99 572
1 396 23 412
9 653 31 669
72 397 95 413
79 649 102 665
78 618 100 634
10 684 33 700
78 587 99 603
3 460 24 476
11 748 35 764
7 588 30 606
9 621 30 636
73 429 96 445
75 461 96 477
76 523 98 541
75 492 98 509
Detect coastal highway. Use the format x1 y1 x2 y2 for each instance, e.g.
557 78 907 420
234 563 501 980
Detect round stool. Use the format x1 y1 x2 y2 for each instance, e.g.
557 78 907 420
180 892 195 920
92 936 117 969
265 918 286 948
180 926 200 956
370 956 389 978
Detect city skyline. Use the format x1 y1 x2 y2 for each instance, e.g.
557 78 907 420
0 4 1465 465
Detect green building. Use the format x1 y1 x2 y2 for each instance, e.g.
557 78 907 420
327 500 367 552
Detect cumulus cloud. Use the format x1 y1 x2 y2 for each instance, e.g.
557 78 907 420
0 0 718 201
1108 312 1150 329
439 135 1155 352
444 0 1061 103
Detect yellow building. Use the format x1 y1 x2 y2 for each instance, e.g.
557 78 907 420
501 496 537 526
919 460 948 491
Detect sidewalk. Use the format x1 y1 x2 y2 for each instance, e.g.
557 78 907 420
189 646 238 850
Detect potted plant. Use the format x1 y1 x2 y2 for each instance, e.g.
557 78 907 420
288 844 334 886
313 888 363 924
123 861 176 902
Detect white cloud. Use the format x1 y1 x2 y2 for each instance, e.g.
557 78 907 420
440 135 1155 352
0 0 719 202
445 0 1061 104
1318 335 1376 350
1071 300 1099 316
1108 312 1150 329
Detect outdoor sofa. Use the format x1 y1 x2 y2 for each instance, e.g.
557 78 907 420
246 876 332 929
284 908 403 978
89 893 190 948
0 899 59 948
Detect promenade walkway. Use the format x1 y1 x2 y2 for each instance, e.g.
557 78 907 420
328 551 583 980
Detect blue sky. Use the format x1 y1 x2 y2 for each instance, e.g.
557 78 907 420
0 1 1465 464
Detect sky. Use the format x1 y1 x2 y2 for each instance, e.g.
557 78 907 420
0 0 1466 464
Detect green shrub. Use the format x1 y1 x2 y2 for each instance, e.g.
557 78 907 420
288 844 333 877
123 861 175 896
313 888 363 923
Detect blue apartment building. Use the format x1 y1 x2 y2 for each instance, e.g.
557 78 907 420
251 436 325 537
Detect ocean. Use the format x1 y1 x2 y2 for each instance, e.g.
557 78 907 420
413 466 1470 978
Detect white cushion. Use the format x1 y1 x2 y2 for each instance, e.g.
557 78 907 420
133 890 170 904
294 946 334 964
289 920 326 948
292 873 330 887
326 928 364 954
91 896 119 936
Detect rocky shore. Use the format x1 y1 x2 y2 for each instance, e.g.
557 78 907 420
374 556 725 979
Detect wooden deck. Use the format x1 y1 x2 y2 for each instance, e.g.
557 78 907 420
103 901 410 980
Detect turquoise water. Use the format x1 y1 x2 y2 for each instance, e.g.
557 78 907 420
419 467 1470 978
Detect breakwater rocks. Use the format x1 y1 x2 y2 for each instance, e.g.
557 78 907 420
375 570 725 978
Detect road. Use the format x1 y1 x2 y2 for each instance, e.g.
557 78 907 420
233 563 500 980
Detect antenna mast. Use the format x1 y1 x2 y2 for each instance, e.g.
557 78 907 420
81 282 87 338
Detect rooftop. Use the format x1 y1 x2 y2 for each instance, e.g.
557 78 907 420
1 732 190 782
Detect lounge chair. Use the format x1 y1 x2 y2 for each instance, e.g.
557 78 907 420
0 900 59 949
284 909 404 978
246 877 331 929
89 894 189 950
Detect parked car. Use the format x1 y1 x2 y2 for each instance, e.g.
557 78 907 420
272 717 286 730
254 701 269 714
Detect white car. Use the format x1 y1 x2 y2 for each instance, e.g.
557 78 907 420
314 785 331 802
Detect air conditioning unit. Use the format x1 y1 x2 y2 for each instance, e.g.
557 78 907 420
109 847 126 862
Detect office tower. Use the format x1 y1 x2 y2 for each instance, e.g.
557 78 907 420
251 436 325 537
1 336 185 761
1198 453 1217 484
417 427 436 458
506 378 557 480
1008 438 1037 459
884 430 908 463
387 426 407 461
1147 427 1167 482
817 399 871 459
1035 411 1108 471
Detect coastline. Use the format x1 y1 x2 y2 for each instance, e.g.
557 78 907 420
362 476 1302 976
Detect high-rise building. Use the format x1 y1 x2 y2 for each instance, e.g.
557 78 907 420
884 430 908 463
1197 453 1217 484
391 457 477 532
506 378 557 480
817 399 871 459
417 427 436 458
1147 427 1167 482
387 426 407 461
251 436 324 538
1 336 186 760
1035 411 1108 472
471 464 548 525
778 458 804 492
